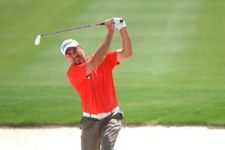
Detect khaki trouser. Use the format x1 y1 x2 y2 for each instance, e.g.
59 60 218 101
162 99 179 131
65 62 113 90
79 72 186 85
79 111 124 150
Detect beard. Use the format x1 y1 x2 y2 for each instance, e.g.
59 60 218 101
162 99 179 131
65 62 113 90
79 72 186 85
73 56 85 65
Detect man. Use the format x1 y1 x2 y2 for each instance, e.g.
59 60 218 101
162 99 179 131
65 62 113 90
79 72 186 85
60 17 133 150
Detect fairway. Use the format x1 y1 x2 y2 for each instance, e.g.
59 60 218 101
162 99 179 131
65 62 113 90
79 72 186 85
0 0 225 126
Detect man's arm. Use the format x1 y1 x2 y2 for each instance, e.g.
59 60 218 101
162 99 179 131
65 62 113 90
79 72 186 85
117 26 133 62
86 19 114 75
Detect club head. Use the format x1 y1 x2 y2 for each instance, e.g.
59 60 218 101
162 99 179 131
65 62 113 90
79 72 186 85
35 35 41 46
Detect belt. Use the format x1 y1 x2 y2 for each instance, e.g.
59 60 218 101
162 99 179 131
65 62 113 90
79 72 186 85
83 106 120 120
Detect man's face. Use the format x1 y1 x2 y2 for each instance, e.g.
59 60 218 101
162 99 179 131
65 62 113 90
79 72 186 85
65 47 86 65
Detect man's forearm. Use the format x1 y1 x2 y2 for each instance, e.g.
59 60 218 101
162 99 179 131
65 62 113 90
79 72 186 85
120 28 133 56
94 31 114 61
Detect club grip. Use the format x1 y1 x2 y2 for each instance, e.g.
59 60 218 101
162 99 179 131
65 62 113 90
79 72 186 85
97 19 123 25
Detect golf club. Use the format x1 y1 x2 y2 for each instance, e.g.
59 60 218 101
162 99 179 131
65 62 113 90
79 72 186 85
34 19 123 46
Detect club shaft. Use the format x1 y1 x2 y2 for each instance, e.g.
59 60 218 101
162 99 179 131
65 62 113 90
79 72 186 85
41 23 103 36
40 19 123 36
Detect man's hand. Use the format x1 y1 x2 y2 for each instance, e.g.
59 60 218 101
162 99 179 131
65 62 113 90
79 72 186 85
105 18 114 33
114 17 127 30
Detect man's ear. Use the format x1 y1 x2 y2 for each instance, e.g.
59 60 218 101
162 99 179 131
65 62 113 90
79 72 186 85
81 49 85 56
78 46 85 56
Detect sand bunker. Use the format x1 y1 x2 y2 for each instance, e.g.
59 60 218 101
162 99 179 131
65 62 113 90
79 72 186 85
0 126 225 150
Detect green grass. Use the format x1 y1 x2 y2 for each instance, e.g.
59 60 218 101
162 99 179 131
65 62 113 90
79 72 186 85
0 0 225 127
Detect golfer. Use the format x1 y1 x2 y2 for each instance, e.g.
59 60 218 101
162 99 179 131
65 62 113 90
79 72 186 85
60 17 133 150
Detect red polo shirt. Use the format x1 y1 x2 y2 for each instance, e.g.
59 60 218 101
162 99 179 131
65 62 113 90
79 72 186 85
67 51 119 114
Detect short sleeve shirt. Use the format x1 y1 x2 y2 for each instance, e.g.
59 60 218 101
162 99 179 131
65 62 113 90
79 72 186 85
67 51 119 114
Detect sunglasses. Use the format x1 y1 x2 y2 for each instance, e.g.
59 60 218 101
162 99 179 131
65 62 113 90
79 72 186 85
65 47 79 55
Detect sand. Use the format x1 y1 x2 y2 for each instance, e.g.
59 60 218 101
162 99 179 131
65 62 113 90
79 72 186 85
0 126 225 150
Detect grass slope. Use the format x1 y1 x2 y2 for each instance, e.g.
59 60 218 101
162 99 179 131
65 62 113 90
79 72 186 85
0 0 225 126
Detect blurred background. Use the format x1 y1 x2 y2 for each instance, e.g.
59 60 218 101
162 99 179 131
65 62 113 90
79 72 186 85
0 0 225 126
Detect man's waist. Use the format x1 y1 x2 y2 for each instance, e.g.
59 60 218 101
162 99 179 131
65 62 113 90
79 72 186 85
83 106 120 120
